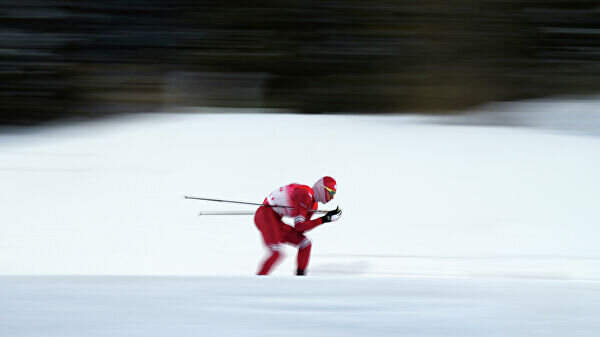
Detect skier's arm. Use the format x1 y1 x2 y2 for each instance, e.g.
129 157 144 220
291 200 322 233
294 216 324 233
294 206 342 233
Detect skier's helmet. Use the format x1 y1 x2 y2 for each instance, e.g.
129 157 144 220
313 176 337 203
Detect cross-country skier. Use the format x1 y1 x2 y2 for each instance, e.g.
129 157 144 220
254 176 342 276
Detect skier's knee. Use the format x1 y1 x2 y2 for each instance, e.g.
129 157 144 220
299 237 311 249
268 243 283 256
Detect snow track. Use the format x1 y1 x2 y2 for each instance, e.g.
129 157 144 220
2 276 599 337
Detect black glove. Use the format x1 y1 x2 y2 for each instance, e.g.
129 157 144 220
322 207 342 223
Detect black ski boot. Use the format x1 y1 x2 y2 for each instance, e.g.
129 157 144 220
296 269 306 276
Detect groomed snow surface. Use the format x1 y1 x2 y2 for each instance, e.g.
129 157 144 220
2 276 599 337
1 99 600 336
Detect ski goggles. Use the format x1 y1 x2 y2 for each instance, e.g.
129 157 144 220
324 185 336 198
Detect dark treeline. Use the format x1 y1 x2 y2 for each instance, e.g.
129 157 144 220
1 0 599 124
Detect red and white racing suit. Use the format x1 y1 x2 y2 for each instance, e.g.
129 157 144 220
254 183 324 275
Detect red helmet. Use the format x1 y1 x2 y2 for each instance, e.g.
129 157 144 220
313 176 337 203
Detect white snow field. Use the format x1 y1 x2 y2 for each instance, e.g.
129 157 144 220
2 276 599 337
1 101 600 336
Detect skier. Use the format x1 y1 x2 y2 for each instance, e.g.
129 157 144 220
254 176 342 275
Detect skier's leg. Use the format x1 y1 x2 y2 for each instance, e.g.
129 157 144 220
254 206 284 275
296 238 312 275
257 245 281 275
283 231 312 275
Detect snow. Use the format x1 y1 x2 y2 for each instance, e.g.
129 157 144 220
1 99 600 336
2 276 600 337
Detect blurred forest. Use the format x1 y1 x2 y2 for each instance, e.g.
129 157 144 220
1 0 599 124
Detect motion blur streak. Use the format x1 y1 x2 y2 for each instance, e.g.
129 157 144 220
1 1 600 124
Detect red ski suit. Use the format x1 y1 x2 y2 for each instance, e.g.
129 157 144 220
254 183 324 275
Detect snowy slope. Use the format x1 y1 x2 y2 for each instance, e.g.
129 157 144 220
1 109 599 279
3 276 600 337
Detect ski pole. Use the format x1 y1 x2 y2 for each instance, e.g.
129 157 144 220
185 196 329 213
184 196 332 214
197 209 330 216
184 196 293 209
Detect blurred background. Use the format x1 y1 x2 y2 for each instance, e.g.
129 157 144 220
2 0 599 125
2 4 600 335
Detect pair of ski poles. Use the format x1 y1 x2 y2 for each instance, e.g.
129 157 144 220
184 196 330 216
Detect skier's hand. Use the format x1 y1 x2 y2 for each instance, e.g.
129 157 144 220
322 207 342 223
